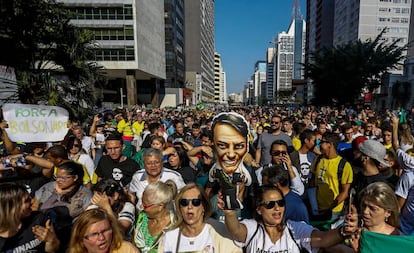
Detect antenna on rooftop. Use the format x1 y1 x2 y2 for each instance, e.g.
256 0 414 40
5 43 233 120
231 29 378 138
292 0 303 20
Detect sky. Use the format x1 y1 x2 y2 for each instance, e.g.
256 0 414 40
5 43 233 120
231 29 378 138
215 0 306 94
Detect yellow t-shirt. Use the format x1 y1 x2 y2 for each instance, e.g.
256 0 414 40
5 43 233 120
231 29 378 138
117 119 134 138
292 136 301 151
312 156 353 212
132 121 145 136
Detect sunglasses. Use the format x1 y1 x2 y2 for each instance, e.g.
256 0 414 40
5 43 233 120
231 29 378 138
271 121 280 124
179 198 202 207
271 150 288 156
259 199 286 209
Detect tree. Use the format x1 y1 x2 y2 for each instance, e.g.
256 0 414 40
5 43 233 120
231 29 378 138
304 29 407 106
0 0 105 119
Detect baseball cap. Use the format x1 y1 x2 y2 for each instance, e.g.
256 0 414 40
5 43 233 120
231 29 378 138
358 140 389 167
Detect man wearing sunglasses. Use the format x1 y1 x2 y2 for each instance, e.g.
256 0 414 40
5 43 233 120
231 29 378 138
255 115 293 167
256 140 304 197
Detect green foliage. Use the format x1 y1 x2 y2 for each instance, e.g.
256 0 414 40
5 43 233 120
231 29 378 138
304 29 407 105
0 0 105 119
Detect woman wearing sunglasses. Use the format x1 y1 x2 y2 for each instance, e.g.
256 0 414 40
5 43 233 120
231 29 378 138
158 183 242 252
220 185 359 253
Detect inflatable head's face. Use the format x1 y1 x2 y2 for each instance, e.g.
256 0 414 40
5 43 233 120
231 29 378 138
212 112 249 174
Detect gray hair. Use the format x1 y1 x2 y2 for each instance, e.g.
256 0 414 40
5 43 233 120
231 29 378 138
143 181 175 211
142 148 163 161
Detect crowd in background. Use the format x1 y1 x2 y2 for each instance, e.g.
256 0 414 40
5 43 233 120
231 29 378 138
0 103 413 252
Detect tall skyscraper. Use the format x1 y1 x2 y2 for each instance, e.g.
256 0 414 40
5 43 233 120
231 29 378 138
164 0 185 89
273 0 306 103
253 61 267 105
185 0 215 103
265 47 276 100
305 0 335 103
405 0 414 105
214 52 227 104
59 0 166 107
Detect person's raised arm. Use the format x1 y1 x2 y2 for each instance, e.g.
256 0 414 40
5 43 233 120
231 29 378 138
391 114 400 151
24 154 54 178
218 192 248 243
89 115 100 137
0 120 21 155
311 205 358 249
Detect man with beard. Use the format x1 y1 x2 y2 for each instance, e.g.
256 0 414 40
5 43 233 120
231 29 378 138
255 115 292 166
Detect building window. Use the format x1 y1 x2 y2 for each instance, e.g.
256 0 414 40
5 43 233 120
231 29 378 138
94 47 135 61
69 5 133 20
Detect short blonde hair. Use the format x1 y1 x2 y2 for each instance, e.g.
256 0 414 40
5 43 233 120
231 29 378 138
68 208 124 253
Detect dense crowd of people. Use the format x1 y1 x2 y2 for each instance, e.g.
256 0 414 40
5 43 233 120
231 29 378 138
0 104 414 252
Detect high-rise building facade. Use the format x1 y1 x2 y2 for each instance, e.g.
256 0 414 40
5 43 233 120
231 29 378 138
164 0 185 89
253 61 267 105
59 0 166 107
185 0 215 103
274 2 306 102
265 47 276 101
305 0 335 103
214 52 227 104
405 0 414 105
334 0 411 74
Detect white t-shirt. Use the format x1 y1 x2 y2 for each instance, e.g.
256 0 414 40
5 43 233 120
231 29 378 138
128 168 185 210
395 171 414 234
162 224 214 253
78 153 95 180
235 219 317 253
299 153 312 185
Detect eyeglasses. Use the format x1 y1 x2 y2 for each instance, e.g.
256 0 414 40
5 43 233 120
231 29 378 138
84 227 113 241
73 144 82 148
179 198 202 207
271 150 288 156
259 199 286 209
145 161 161 166
53 175 75 181
271 121 280 124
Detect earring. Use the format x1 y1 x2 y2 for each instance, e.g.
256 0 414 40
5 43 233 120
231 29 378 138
385 216 389 222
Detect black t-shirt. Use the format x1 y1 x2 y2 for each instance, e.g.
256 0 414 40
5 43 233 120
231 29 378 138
95 155 140 187
352 172 387 207
164 163 196 184
0 211 48 253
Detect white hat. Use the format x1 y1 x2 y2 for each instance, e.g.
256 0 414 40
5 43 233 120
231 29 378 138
359 140 389 167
